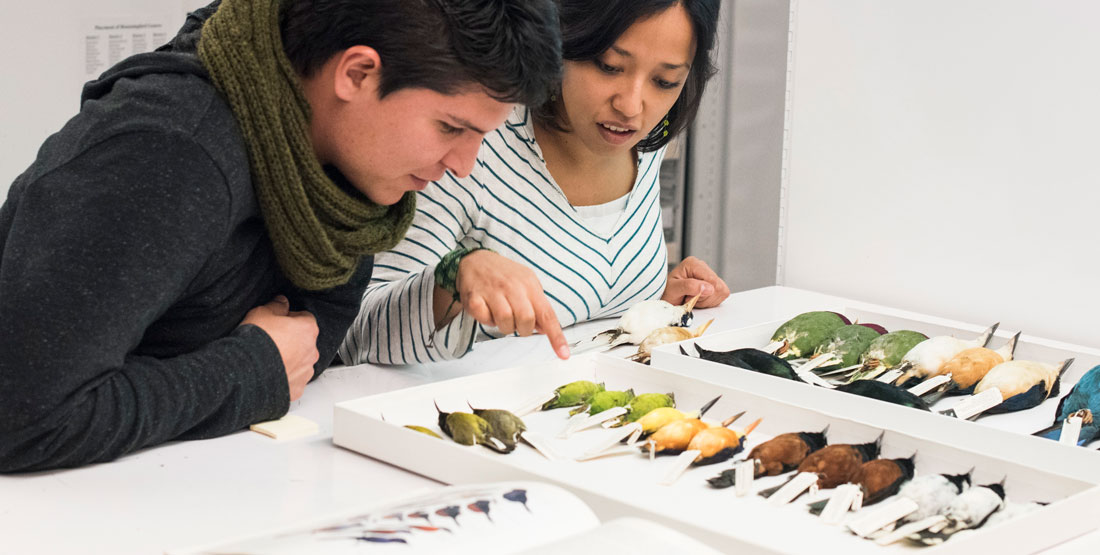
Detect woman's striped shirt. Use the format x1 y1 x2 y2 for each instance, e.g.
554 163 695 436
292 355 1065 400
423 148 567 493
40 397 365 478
337 108 669 365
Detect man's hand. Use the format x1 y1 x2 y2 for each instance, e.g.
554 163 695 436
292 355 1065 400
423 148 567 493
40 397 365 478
663 256 730 309
240 296 319 400
448 250 570 359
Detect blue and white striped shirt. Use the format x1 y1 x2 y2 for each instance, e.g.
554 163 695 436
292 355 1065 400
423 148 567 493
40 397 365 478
338 108 669 365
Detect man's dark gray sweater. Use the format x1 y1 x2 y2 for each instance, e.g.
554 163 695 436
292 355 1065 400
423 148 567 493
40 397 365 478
0 7 372 472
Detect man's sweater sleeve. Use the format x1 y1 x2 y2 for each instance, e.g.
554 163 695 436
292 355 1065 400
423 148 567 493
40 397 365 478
0 131 288 473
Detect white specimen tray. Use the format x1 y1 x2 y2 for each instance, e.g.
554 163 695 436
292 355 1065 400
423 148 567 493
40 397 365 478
650 306 1100 478
334 354 1100 554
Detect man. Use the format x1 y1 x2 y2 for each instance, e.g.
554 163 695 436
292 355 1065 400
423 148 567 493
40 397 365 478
0 0 560 472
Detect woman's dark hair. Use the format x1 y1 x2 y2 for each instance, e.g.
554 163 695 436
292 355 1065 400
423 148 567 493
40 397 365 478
280 0 562 107
533 0 720 152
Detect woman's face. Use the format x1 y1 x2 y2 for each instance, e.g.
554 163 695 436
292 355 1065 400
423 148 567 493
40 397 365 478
558 4 696 157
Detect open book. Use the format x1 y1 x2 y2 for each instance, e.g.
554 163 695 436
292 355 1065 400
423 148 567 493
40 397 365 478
172 482 722 554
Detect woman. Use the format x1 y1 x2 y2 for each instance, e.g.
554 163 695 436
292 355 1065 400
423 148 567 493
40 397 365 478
339 0 728 365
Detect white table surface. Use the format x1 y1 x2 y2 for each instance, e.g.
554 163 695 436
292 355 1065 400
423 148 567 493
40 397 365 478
3 286 1098 554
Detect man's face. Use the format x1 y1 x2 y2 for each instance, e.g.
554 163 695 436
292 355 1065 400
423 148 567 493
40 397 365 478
318 83 513 206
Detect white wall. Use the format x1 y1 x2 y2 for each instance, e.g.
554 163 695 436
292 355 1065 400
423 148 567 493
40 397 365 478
781 1 1100 347
0 0 208 198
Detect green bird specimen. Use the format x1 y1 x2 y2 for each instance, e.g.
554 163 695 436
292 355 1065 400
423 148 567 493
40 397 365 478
621 392 676 423
570 389 636 416
542 380 605 410
469 405 527 453
435 402 507 452
404 425 443 439
770 311 850 358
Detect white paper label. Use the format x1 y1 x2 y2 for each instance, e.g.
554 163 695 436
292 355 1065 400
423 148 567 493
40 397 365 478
819 363 862 377
874 515 947 546
876 369 904 383
908 374 951 396
735 460 755 497
574 445 637 462
796 368 838 389
520 431 562 462
1060 415 1084 446
768 472 819 506
851 489 864 512
949 388 1004 419
579 423 642 460
847 497 919 537
513 391 557 416
659 450 701 486
560 407 627 438
797 354 837 373
820 484 862 525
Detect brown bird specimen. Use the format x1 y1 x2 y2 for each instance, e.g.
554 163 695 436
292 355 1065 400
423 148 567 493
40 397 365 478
857 455 916 505
798 436 882 489
750 431 828 477
707 430 828 489
807 455 916 514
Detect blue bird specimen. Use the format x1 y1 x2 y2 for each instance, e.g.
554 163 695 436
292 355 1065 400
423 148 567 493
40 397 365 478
975 358 1074 414
1033 364 1100 446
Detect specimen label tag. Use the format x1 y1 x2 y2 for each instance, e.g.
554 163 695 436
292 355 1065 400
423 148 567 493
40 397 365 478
847 497 919 537
1060 414 1084 446
659 450 701 486
877 369 904 383
950 388 1004 419
908 374 951 396
561 407 627 438
512 391 557 416
579 423 641 460
874 515 947 546
797 354 836 373
735 460 755 497
768 472 819 505
520 431 562 462
820 484 863 525
796 368 838 389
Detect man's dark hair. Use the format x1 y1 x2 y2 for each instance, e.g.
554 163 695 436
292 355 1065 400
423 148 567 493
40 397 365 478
533 0 720 152
280 0 562 106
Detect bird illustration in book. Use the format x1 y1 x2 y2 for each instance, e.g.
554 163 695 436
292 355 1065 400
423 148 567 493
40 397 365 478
356 536 408 544
504 489 531 512
436 505 462 526
467 500 493 521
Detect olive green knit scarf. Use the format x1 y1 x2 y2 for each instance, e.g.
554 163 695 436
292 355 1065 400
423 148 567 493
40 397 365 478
197 0 415 291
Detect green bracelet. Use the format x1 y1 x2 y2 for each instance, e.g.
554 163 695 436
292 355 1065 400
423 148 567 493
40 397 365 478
434 245 490 302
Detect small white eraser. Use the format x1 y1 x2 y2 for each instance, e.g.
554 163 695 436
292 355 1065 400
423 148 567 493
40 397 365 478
250 414 320 441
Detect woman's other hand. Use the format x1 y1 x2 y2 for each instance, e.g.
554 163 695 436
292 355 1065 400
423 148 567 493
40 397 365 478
662 256 730 309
